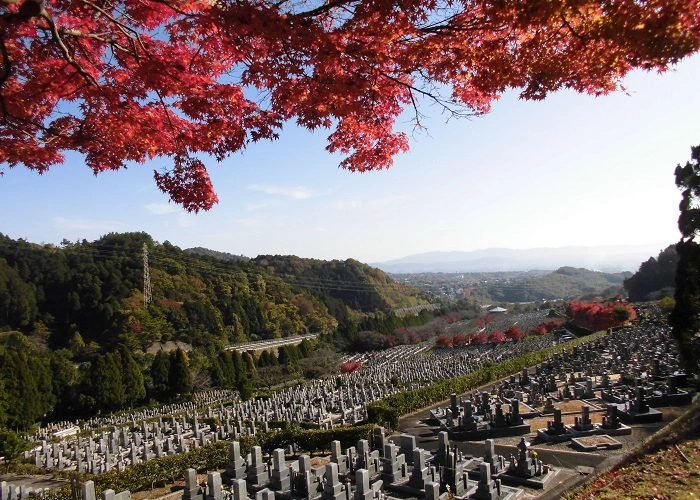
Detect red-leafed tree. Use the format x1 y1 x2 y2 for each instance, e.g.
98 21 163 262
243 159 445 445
504 325 524 342
469 332 487 345
483 314 498 325
453 333 468 346
436 335 454 348
339 361 362 373
2 1 699 211
488 330 506 343
529 319 565 336
566 301 637 331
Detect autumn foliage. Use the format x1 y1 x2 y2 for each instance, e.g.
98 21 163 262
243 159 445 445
469 332 488 345
339 361 362 373
504 326 525 342
2 0 699 210
488 330 506 343
529 319 566 336
566 301 637 331
436 335 454 348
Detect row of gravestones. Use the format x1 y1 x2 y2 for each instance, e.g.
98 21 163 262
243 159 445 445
3 430 535 500
25 413 273 474
32 317 561 442
343 333 558 385
34 389 239 442
34 330 558 448
440 310 551 339
438 317 687 440
33 318 681 479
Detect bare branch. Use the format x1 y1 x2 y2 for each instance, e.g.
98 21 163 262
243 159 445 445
377 69 470 120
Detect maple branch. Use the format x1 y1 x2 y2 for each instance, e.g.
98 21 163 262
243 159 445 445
57 28 136 58
79 0 151 59
418 10 484 34
0 30 11 89
295 0 354 18
37 8 100 87
147 0 193 18
1 105 55 139
559 14 588 43
154 88 179 141
377 69 470 120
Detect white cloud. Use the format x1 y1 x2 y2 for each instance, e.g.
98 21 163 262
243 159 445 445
53 217 126 231
247 184 315 200
234 217 263 228
332 199 364 210
246 200 280 211
332 195 403 211
177 213 195 228
371 194 404 207
144 203 178 215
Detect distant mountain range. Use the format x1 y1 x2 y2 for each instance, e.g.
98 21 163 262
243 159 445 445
372 244 668 273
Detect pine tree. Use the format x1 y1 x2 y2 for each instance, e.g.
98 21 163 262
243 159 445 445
671 144 700 372
120 346 146 408
90 353 126 412
209 355 226 388
150 350 171 402
218 351 237 388
169 348 193 397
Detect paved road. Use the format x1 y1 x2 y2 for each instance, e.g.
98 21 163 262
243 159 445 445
225 333 319 352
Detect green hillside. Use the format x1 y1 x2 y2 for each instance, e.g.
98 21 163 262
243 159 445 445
481 266 630 302
253 254 431 313
0 232 430 351
0 231 434 428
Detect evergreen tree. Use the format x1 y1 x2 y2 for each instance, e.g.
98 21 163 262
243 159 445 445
209 355 226 388
169 348 193 397
0 334 56 429
298 339 314 358
150 350 171 401
672 144 700 371
277 345 293 367
230 351 245 384
90 353 126 412
120 346 146 407
0 430 29 464
238 352 255 401
242 352 256 377
218 351 237 388
257 350 270 367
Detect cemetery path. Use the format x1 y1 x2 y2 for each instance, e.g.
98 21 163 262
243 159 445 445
0 474 66 490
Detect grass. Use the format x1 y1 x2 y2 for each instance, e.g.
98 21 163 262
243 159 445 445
567 402 700 500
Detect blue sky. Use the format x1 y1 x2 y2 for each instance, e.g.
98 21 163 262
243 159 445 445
1 55 699 264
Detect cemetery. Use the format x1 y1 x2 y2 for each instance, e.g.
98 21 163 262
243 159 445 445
429 319 689 451
0 314 696 499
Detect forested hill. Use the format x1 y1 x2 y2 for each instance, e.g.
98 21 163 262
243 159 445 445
623 245 677 301
0 232 429 351
253 255 430 314
482 266 630 302
184 247 250 262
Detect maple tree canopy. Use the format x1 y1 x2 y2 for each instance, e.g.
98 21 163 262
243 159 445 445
1 0 699 211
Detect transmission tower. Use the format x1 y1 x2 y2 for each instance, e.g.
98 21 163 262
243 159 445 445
143 243 152 306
